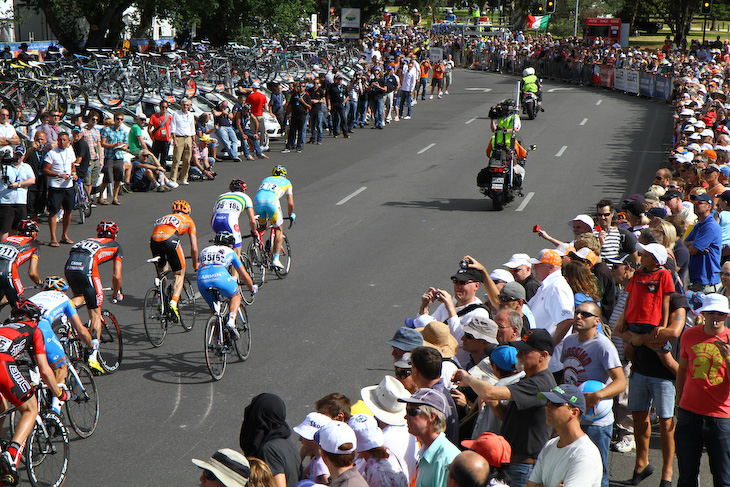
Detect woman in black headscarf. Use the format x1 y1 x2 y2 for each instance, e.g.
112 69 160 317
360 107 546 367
240 393 303 487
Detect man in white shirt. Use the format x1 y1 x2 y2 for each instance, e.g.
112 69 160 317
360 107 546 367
0 146 35 241
170 98 195 185
399 60 419 120
0 108 20 153
527 384 602 487
42 132 77 246
527 249 574 375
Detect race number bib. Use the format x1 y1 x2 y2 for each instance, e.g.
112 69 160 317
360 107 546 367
259 182 278 192
215 200 242 212
155 215 182 228
0 245 18 262
72 240 101 254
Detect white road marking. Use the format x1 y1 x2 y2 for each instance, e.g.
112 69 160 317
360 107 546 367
198 382 215 426
596 99 603 105
465 87 492 92
555 146 567 157
336 187 367 205
547 87 574 92
465 117 477 124
165 374 182 423
516 192 535 212
580 118 588 126
418 143 436 155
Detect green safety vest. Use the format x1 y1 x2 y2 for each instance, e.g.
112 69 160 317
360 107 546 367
522 74 538 93
472 9 480 18
492 114 514 149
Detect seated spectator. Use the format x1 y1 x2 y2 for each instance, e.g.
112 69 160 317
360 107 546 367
130 151 169 192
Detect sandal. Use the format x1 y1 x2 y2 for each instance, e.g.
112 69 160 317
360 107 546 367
98 199 109 205
112 199 121 205
49 241 60 247
60 239 74 244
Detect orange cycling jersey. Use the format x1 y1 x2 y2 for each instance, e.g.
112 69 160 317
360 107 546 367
151 213 197 242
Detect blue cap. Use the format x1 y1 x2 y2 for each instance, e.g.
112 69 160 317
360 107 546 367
387 327 423 351
691 193 714 204
538 384 586 413
490 345 517 371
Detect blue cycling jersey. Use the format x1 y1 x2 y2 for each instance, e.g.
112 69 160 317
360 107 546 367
198 245 242 269
29 290 77 369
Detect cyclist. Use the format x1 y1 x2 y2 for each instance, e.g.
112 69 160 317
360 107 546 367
0 301 66 486
150 200 199 321
0 219 42 307
197 231 257 339
211 179 257 258
29 276 101 377
64 220 123 370
253 166 295 270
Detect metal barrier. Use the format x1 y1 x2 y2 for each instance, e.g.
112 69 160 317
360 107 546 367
459 50 674 102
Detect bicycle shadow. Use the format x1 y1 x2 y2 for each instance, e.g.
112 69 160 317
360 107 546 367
120 349 214 385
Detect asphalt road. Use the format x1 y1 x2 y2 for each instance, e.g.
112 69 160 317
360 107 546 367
12 69 708 486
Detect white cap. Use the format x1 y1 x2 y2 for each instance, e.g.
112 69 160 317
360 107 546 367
637 242 668 266
489 269 514 283
569 214 595 231
293 412 333 440
701 129 715 137
680 108 693 116
461 316 498 344
251 81 260 89
689 133 702 140
687 143 702 152
348 414 383 452
503 253 531 268
697 293 730 314
316 421 357 454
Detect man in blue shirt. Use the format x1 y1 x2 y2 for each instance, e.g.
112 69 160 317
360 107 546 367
685 193 722 292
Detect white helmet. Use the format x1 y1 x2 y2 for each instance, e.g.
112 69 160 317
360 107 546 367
523 67 535 76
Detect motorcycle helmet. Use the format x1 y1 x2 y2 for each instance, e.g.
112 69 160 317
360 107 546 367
523 67 535 76
579 381 612 422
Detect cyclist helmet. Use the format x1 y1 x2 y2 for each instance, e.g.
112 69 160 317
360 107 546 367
172 200 191 214
522 67 535 76
10 300 41 322
97 220 119 239
214 231 236 247
230 179 247 193
17 218 39 236
272 165 287 177
42 276 69 292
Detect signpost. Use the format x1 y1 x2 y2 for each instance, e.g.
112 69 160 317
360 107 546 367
340 8 361 39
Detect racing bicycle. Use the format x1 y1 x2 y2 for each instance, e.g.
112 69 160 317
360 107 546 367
203 286 252 380
143 256 198 347
245 217 293 285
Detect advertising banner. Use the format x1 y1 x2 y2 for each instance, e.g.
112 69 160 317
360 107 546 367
340 8 361 39
639 72 654 97
625 70 639 94
613 68 626 91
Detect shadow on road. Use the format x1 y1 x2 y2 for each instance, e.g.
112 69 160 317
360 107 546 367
383 198 495 212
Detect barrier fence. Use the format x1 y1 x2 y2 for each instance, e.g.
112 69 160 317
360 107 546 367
462 51 674 102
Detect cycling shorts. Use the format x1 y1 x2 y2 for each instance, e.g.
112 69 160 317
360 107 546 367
37 319 68 370
253 192 283 228
150 233 185 272
197 266 239 308
65 269 103 310
211 213 242 248
0 271 20 307
0 356 34 407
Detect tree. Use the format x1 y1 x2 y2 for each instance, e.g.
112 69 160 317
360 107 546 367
643 0 700 46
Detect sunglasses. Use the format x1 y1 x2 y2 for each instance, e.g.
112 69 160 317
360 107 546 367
405 408 422 417
721 272 730 277
115 117 124 121
546 401 568 409
596 212 611 217
201 469 217 481
452 278 475 285
655 175 663 179
575 310 598 319
395 368 411 378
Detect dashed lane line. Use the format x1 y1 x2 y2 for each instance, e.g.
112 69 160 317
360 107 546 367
336 187 367 206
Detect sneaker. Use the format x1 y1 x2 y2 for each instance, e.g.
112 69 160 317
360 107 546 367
227 322 240 340
232 157 242 162
393 117 400 121
429 95 433 99
296 148 302 153
611 435 636 453
438 94 443 99
169 302 180 323
343 134 350 139
403 116 411 120
87 356 104 374
121 183 132 194
281 148 291 153
0 451 17 486
412 100 417 105
271 257 284 270
445 90 449 95
181 181 189 186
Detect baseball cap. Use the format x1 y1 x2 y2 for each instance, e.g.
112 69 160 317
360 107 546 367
508 329 555 355
489 269 514 283
251 81 260 89
71 126 81 133
503 253 531 268
500 281 526 301
397 388 447 413
538 384 586 413
137 113 147 120
451 267 482 283
293 412 332 440
528 249 562 267
387 327 423 351
569 248 597 265
315 421 357 454
605 253 638 269
461 317 498 344
624 200 646 217
720 190 730 205
637 242 668 266
348 414 383 452
647 207 668 219
490 345 518 371
461 433 512 468
660 189 683 201
13 145 26 155
690 193 713 204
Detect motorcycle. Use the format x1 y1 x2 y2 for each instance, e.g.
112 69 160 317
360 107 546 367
477 127 536 210
522 90 541 120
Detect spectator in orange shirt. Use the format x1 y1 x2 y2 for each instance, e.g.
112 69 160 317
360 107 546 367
430 61 445 99
417 59 431 101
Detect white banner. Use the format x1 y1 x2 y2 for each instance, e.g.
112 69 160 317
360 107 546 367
625 70 639 94
613 68 626 92
429 47 443 62
340 8 360 39
311 14 317 38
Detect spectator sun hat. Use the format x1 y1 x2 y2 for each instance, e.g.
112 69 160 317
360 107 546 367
461 316 498 344
361 375 410 426
348 414 383 452
315 421 357 454
637 242 668 266
192 449 251 487
293 412 332 440
461 433 512 468
696 293 730 314
417 321 458 358
528 249 562 267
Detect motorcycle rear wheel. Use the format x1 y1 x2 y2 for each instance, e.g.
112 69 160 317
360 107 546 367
526 102 535 120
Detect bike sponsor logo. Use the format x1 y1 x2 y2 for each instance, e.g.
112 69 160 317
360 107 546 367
0 336 11 353
9 338 26 357
8 364 30 394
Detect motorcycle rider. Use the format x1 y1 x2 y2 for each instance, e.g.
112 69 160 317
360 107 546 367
486 100 527 188
521 67 542 104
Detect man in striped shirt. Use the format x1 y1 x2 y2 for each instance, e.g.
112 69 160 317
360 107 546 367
595 199 638 261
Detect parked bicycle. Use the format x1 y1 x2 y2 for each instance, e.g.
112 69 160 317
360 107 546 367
143 256 198 347
244 217 293 285
203 286 252 380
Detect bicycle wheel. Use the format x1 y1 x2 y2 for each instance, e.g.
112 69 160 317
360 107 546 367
273 235 292 278
120 76 144 105
64 84 88 117
143 287 167 347
98 310 122 373
246 240 267 285
239 255 255 305
64 361 99 438
233 306 251 361
204 316 226 380
96 77 124 107
26 411 69 487
74 184 86 224
178 277 197 331
15 96 40 126
38 88 68 118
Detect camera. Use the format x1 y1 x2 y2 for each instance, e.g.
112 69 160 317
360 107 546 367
0 150 13 185
488 104 504 119
460 258 471 269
